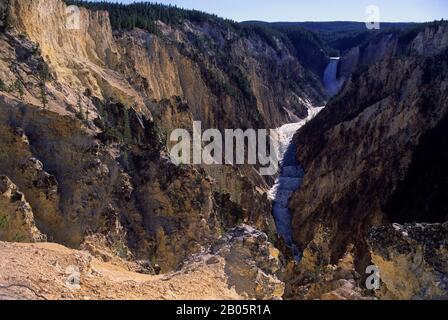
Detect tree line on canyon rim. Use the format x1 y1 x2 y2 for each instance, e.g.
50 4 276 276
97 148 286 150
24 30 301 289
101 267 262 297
66 1 334 56
66 1 441 70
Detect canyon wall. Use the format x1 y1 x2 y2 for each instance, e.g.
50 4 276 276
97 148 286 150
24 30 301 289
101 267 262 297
290 23 448 272
3 0 326 129
0 0 327 228
0 0 329 274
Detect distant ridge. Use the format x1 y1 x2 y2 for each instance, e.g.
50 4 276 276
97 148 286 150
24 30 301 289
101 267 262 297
242 20 420 53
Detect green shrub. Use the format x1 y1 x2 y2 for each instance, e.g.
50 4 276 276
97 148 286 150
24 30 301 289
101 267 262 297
0 79 6 92
14 79 25 98
104 127 124 142
76 90 85 120
40 82 48 109
0 215 9 229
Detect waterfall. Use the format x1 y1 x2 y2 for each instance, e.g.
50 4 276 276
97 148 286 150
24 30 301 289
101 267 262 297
268 105 324 260
324 57 343 97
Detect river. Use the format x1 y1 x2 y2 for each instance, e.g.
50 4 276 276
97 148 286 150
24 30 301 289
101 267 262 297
268 105 324 260
268 58 341 260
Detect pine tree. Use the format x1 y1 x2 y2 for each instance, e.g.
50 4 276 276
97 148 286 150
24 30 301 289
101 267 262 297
14 79 25 99
40 81 48 109
76 90 85 120
65 1 230 34
38 60 50 109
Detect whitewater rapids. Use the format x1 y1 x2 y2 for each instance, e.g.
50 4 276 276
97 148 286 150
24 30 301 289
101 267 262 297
268 105 324 260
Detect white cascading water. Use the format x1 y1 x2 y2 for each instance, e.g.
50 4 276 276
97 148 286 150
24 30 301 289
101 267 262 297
323 57 343 97
268 58 342 260
268 104 324 260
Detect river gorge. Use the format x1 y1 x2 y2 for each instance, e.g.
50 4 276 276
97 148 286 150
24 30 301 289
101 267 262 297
269 57 343 259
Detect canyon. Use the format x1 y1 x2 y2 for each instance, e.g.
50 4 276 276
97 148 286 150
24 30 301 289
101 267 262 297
0 0 447 300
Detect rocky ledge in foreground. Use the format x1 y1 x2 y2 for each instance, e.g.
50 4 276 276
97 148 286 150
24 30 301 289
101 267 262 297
368 222 448 300
0 175 46 243
0 225 284 300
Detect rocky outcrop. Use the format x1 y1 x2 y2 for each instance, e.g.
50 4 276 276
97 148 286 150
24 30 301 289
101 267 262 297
368 223 448 299
283 224 371 300
0 120 63 240
209 225 284 300
0 226 284 300
411 24 448 56
290 22 448 273
0 175 46 242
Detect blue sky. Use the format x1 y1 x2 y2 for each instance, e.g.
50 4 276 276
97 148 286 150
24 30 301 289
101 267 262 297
106 0 447 22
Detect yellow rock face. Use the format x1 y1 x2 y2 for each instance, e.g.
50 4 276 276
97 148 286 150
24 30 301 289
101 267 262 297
7 0 147 113
0 175 46 243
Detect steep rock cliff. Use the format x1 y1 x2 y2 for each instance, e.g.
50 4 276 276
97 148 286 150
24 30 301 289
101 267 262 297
3 0 326 129
4 0 149 114
290 23 448 272
339 23 448 80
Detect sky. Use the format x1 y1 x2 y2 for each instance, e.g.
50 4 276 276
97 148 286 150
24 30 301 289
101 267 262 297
105 0 448 22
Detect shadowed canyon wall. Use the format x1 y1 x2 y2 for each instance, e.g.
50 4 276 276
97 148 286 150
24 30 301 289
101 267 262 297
290 23 448 272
